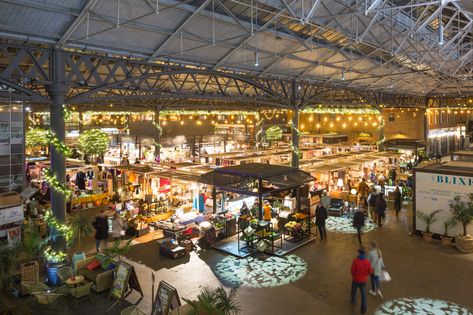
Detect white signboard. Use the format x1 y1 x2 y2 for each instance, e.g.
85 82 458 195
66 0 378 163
416 172 473 236
0 205 24 225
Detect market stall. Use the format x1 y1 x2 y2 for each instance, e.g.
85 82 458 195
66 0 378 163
200 163 315 257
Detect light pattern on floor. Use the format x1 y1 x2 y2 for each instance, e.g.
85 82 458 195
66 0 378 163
214 254 307 288
324 216 378 234
375 298 473 315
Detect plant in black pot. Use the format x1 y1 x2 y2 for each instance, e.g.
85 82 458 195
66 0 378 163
440 216 457 246
69 211 93 265
450 194 473 253
416 209 441 241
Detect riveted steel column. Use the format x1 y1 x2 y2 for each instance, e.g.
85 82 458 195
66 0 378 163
46 50 68 239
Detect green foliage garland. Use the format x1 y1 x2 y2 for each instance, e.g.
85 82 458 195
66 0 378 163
62 105 72 122
44 209 74 246
78 129 109 157
42 169 72 197
46 131 72 156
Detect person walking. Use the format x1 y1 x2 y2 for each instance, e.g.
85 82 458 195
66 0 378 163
393 186 402 219
111 212 124 241
357 178 370 197
351 247 373 314
367 188 378 222
353 208 365 245
375 194 387 226
315 201 328 240
93 209 109 252
367 241 385 299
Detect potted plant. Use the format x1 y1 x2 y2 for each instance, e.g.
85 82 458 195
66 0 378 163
183 286 240 315
103 238 133 263
0 247 18 290
440 216 457 246
450 194 473 253
69 211 93 265
416 209 441 241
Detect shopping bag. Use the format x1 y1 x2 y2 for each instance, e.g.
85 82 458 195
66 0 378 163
379 270 391 282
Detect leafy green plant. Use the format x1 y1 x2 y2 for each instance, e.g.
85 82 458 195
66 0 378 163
265 126 283 141
77 129 109 159
25 128 48 148
184 287 240 315
443 216 457 237
0 247 18 289
103 238 133 262
450 194 473 237
69 212 93 248
416 209 441 234
22 221 47 261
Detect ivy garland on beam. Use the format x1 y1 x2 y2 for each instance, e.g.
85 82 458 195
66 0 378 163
43 208 73 263
45 131 72 157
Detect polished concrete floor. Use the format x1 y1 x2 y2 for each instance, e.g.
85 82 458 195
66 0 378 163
125 203 473 314
22 203 473 314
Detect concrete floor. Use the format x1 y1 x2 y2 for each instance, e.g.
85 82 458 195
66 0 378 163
23 203 473 314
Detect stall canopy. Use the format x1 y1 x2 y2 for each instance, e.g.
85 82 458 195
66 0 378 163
383 139 425 150
199 163 315 196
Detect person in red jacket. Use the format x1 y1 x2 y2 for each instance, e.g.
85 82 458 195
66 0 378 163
350 247 373 314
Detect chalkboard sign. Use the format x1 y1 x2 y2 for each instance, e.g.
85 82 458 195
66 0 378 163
109 262 132 300
152 281 181 315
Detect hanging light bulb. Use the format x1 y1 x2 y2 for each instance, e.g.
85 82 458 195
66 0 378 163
255 51 259 67
341 67 345 81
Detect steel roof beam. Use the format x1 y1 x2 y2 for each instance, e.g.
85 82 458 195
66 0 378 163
149 0 212 61
57 0 99 46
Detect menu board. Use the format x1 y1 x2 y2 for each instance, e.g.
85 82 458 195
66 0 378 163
415 171 473 235
109 262 132 300
152 281 181 315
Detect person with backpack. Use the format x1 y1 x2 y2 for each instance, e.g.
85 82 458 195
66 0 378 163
353 208 365 245
315 201 328 240
367 188 378 222
367 240 385 299
375 194 387 226
350 246 373 314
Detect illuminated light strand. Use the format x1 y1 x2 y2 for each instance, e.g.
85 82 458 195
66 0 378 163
46 131 72 156
265 126 283 140
302 108 380 115
43 247 68 263
62 105 72 122
42 168 72 197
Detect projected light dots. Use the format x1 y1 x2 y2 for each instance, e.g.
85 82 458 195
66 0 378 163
215 255 307 288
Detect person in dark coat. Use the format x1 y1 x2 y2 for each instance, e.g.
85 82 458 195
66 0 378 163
393 186 402 219
353 209 365 245
315 202 328 240
93 209 109 252
375 194 387 226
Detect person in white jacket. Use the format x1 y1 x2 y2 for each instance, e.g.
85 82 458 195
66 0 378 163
367 240 384 299
111 212 124 241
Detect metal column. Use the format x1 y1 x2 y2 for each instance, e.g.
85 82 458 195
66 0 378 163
154 108 161 161
46 49 68 250
291 80 300 168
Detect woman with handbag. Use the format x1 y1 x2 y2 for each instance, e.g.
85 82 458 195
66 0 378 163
367 241 385 299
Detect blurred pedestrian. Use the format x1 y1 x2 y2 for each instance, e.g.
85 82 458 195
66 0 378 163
367 241 385 299
93 209 109 252
315 201 328 240
393 186 402 219
353 208 365 245
375 194 387 226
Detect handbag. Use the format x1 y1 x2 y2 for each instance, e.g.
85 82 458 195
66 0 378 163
379 270 391 282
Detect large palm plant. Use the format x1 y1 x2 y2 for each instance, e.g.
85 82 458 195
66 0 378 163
184 287 240 315
69 211 93 248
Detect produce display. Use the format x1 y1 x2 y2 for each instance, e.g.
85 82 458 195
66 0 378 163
285 221 301 230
